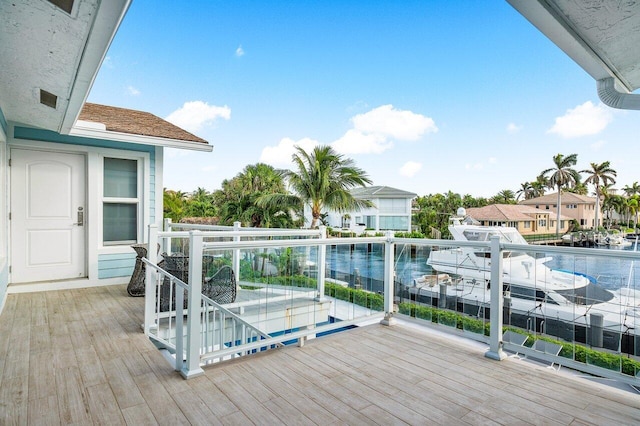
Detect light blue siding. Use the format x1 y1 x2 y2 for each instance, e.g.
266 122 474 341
98 253 136 279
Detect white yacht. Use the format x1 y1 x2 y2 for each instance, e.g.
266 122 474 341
414 209 640 351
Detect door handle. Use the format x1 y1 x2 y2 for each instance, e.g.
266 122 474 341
74 208 84 226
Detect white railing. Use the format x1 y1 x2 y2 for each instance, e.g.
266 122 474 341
143 222 640 384
142 256 282 379
144 223 392 378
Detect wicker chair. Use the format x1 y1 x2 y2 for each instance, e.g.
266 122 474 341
158 253 237 312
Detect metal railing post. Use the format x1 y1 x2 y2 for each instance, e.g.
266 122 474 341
174 281 184 372
144 224 158 335
316 226 327 301
381 231 396 326
163 218 172 254
182 230 205 379
233 221 241 293
485 235 506 360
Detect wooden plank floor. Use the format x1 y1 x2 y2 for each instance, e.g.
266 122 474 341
1 285 639 425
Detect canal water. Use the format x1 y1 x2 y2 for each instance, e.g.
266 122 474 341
324 241 640 294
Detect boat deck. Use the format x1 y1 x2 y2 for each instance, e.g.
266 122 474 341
1 284 639 425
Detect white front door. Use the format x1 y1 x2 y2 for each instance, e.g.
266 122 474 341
10 149 86 283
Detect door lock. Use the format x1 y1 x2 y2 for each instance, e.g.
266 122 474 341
75 207 84 226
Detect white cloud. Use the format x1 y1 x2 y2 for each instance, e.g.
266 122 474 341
260 137 319 167
590 140 606 151
465 163 484 171
547 101 613 138
506 122 522 134
488 157 497 164
127 85 140 96
331 129 392 154
165 101 231 133
399 161 422 177
351 104 438 140
235 45 245 57
329 105 436 155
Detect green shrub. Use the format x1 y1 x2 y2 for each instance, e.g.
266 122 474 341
398 302 640 376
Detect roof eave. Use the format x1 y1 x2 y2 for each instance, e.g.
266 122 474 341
69 125 214 152
59 0 132 134
506 0 632 92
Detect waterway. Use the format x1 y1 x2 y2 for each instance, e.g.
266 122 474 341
324 241 640 294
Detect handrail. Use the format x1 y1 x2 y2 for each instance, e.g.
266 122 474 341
146 223 640 384
157 229 323 239
200 293 273 342
142 257 282 369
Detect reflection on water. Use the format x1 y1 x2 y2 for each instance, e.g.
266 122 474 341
323 242 640 293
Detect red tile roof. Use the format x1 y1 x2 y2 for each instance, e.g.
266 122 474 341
466 204 571 221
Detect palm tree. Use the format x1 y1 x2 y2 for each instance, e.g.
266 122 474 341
541 153 580 237
565 181 588 196
491 189 516 204
258 145 373 228
530 174 550 198
217 163 297 228
186 187 216 217
628 196 639 230
623 182 640 198
163 189 187 222
516 182 534 201
581 161 616 231
600 183 615 227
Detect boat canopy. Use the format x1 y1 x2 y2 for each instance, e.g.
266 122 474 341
458 227 527 245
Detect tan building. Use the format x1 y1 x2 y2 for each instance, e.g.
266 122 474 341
519 193 597 229
465 204 571 237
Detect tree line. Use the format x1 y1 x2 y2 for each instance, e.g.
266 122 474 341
164 149 640 237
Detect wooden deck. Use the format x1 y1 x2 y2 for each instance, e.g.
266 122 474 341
1 285 639 425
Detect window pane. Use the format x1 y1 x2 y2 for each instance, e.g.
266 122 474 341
104 203 137 243
380 216 408 231
104 158 137 198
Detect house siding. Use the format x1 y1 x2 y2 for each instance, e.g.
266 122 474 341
97 253 136 279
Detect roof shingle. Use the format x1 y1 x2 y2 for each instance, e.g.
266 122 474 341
78 103 208 144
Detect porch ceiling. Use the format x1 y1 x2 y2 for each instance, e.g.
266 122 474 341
507 0 640 108
0 0 130 134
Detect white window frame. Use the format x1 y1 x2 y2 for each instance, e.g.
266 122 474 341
101 155 143 246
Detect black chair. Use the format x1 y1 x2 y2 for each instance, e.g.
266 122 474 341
158 253 237 312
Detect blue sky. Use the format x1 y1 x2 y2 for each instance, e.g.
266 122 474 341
88 1 640 198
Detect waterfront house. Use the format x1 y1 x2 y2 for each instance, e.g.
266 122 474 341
464 204 570 237
1 1 640 424
0 1 211 308
318 185 417 234
519 192 596 230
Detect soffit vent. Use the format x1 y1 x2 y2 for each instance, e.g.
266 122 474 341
47 0 74 14
40 89 58 109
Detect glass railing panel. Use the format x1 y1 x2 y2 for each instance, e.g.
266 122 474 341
500 242 640 377
233 244 321 344
395 242 434 322
325 242 385 321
